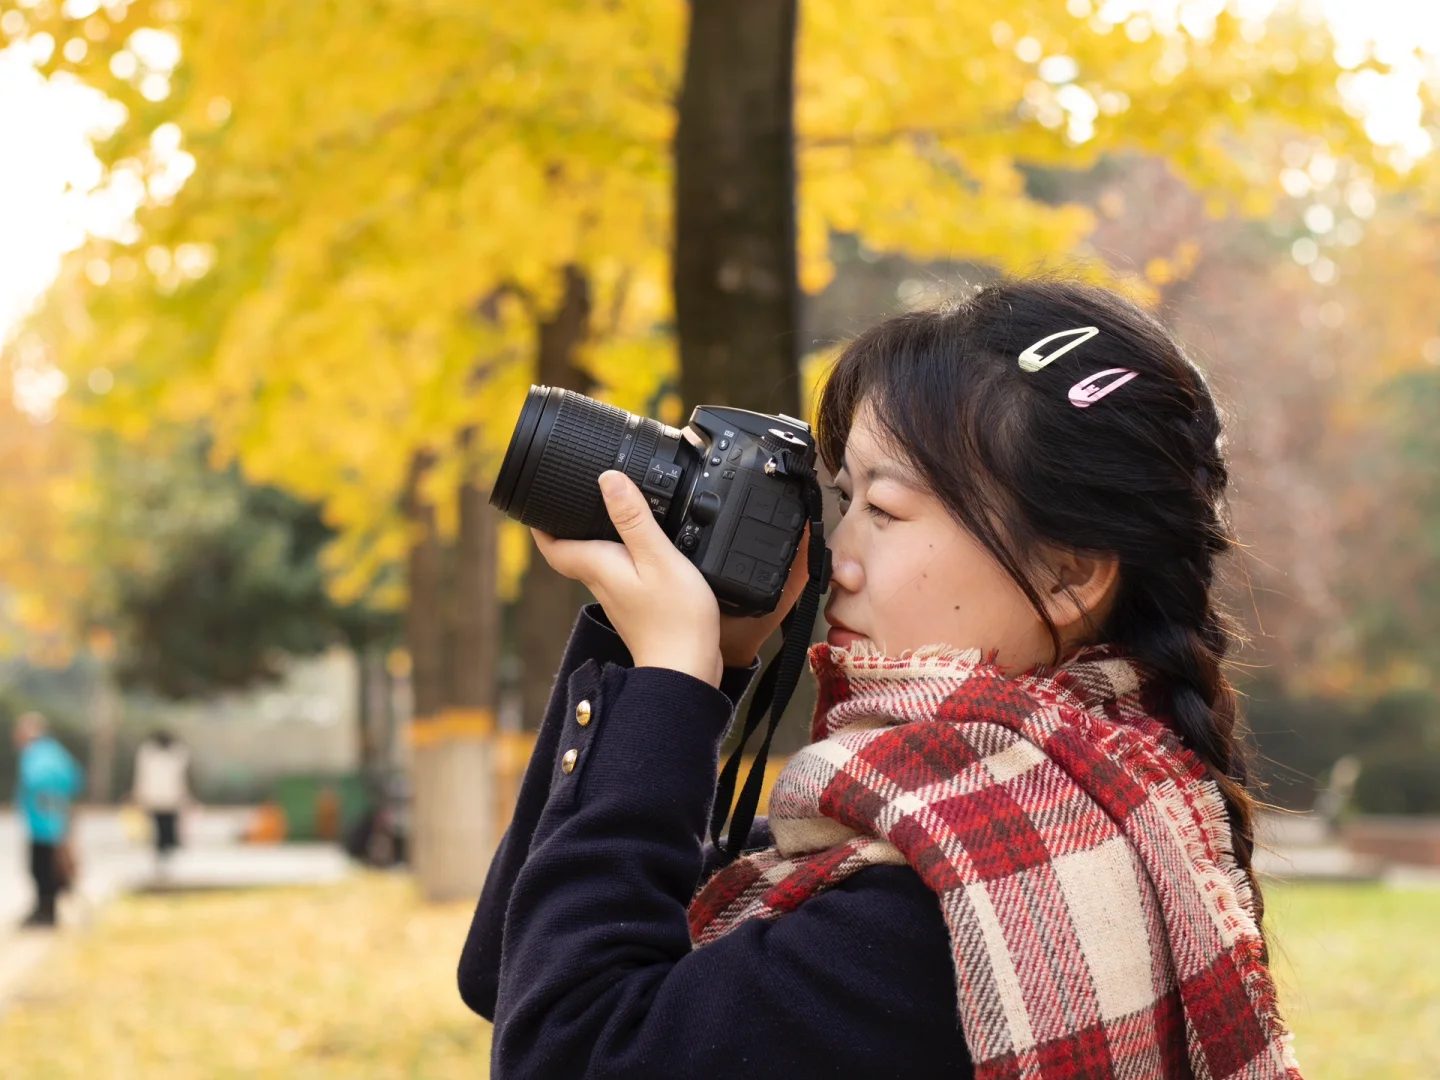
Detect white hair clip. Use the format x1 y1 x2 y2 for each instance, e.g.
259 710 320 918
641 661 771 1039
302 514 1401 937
1017 326 1099 373
1069 367 1138 408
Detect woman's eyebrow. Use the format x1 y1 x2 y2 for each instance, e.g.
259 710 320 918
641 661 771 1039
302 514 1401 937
839 454 921 489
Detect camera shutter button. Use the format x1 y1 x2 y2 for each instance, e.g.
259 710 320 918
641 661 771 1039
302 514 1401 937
688 490 723 526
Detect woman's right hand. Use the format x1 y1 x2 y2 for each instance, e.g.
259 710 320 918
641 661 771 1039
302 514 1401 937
533 471 724 687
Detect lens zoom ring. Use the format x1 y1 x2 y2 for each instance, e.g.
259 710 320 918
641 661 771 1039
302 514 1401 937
522 394 630 538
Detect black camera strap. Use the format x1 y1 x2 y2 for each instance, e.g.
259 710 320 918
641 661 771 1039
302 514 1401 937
709 452 831 862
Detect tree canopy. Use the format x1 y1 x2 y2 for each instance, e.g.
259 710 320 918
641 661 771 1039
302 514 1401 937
0 0 1421 666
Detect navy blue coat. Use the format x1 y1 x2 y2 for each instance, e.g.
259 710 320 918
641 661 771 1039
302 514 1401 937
458 604 972 1078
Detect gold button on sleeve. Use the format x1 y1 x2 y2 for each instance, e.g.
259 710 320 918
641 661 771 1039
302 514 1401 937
561 748 579 774
575 699 592 726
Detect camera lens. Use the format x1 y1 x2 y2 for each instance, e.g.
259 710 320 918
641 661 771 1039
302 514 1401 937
490 386 680 540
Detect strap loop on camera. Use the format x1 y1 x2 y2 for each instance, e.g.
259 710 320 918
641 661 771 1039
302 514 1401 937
709 459 830 862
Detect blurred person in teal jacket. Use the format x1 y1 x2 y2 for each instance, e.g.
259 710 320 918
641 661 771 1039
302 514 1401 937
13 712 83 928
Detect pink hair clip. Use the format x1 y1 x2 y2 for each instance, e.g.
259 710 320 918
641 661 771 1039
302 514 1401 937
1068 368 1138 408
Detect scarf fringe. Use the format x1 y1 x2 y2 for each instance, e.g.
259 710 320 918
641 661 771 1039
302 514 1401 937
817 639 988 670
1167 771 1300 1074
1192 775 1260 924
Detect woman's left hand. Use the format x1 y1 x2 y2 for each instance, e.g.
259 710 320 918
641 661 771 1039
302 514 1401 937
533 471 724 688
717 525 812 668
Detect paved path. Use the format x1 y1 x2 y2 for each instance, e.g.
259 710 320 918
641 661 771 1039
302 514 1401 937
0 809 350 1013
1253 812 1382 882
1253 811 1440 886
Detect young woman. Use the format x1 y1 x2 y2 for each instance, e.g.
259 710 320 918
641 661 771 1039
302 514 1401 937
458 279 1301 1079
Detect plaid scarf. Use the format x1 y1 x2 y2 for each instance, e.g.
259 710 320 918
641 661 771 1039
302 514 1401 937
690 642 1301 1080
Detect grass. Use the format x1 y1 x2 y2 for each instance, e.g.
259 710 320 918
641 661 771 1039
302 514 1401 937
0 874 1434 1078
1268 882 1440 1080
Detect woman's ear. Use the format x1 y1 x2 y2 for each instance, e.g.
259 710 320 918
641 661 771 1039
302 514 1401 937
1039 550 1121 639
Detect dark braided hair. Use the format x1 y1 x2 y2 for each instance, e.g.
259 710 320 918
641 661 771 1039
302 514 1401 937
815 277 1265 934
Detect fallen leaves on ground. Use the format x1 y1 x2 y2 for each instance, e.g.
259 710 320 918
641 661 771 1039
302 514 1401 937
0 872 489 1079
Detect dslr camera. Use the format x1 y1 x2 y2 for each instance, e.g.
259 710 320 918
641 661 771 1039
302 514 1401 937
490 386 817 616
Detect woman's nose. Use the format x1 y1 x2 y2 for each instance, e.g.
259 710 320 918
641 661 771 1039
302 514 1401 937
828 553 863 594
823 515 864 593
826 523 864 593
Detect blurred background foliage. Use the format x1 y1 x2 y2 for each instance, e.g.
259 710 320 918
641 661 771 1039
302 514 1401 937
0 0 1437 820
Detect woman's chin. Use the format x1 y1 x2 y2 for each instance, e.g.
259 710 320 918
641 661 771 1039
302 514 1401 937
825 627 865 649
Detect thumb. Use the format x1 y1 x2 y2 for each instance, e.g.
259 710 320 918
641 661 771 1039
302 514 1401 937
598 470 667 564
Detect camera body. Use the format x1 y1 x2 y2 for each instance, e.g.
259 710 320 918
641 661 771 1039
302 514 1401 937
654 405 813 615
490 386 817 616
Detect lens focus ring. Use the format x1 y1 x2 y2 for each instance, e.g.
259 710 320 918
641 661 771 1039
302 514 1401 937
521 392 662 540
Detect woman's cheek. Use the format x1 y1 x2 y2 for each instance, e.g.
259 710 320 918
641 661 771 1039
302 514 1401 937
888 538 946 644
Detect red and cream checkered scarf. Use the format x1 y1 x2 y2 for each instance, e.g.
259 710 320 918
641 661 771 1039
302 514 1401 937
690 642 1300 1080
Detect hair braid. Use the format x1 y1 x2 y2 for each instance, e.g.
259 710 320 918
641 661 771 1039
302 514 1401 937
1113 405 1266 939
1115 586 1265 935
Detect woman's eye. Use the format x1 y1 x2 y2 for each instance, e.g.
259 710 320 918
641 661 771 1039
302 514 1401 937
828 483 893 523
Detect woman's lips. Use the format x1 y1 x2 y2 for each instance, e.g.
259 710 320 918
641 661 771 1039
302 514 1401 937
825 616 864 649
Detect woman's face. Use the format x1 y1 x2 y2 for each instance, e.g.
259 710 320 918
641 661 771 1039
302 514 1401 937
822 402 1056 671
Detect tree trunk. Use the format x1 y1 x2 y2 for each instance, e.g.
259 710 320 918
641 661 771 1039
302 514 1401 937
87 663 120 803
674 4 820 752
451 475 501 715
359 645 390 774
404 453 445 723
408 470 502 902
402 451 463 899
674 0 800 417
516 266 594 730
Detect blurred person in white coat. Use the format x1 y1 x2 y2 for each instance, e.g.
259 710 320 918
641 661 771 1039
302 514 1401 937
130 730 192 876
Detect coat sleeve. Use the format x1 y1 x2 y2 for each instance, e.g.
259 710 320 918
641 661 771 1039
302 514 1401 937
457 603 759 1020
484 652 972 1079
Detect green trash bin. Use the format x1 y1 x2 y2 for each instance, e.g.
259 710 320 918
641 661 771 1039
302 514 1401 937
271 772 369 842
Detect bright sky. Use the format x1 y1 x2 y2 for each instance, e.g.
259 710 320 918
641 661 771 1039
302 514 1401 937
0 41 120 339
0 0 1437 359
